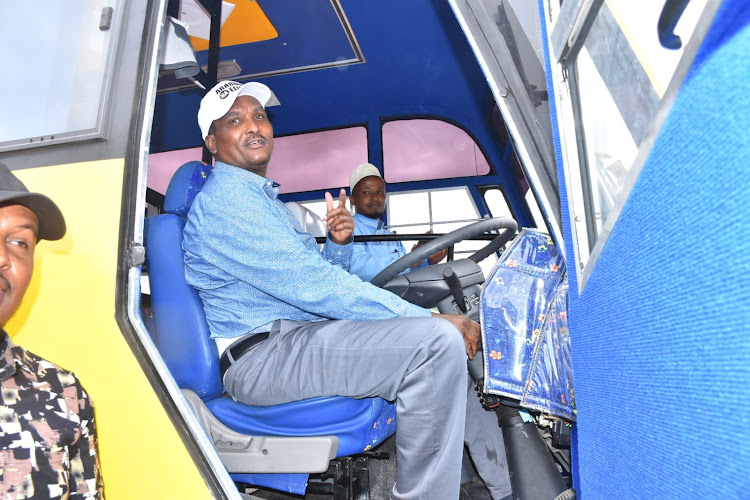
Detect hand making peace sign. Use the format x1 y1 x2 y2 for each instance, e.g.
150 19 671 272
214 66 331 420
323 188 354 245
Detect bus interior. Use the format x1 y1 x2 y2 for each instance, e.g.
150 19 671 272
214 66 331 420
0 0 748 499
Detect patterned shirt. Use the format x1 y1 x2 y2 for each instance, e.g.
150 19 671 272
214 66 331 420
183 162 431 340
349 213 427 282
0 333 102 499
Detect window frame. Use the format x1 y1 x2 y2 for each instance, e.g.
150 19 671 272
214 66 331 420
543 0 722 291
0 0 124 152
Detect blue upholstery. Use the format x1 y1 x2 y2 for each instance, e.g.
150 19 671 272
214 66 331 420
163 160 213 217
146 214 223 399
144 161 397 494
479 229 574 422
206 395 395 458
538 0 750 496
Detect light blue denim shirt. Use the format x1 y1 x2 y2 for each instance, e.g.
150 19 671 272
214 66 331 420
183 162 431 339
349 213 428 282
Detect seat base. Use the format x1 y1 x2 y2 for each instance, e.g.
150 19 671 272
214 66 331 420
236 444 394 500
206 393 397 458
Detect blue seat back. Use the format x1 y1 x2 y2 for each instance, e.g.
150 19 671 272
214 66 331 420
145 161 223 399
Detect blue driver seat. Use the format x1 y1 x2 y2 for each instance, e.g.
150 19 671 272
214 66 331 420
144 161 397 495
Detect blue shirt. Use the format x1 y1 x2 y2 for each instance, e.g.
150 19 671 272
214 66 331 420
349 213 427 282
183 162 431 339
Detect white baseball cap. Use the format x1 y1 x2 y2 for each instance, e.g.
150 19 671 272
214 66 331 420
198 80 273 140
349 163 383 193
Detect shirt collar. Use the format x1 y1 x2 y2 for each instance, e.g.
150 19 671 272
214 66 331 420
213 161 281 200
0 331 17 381
354 212 384 230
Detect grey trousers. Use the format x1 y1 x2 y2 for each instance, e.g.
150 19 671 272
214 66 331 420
224 317 512 500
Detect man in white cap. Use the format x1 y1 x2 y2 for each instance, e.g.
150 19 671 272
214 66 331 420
183 80 512 500
0 163 103 498
348 163 447 282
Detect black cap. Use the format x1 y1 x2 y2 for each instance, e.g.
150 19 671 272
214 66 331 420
0 163 66 241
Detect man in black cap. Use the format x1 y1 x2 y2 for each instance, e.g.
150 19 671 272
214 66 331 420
0 163 103 498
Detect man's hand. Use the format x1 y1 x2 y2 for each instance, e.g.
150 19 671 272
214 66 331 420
323 189 354 245
411 230 448 266
432 313 480 359
427 247 448 265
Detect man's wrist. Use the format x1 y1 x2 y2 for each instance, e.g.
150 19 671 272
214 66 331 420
327 233 353 246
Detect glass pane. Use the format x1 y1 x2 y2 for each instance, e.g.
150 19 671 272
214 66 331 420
148 147 203 195
268 127 368 194
299 199 352 221
484 189 513 219
388 188 498 277
383 120 490 183
524 190 546 230
0 0 120 149
572 0 708 238
148 127 369 196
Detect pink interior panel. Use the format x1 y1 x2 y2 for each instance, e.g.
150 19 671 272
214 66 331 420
148 127 368 195
147 121 489 195
148 147 203 194
382 119 490 183
268 127 368 194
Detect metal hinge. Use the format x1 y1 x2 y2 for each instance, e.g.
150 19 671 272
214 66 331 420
127 242 146 267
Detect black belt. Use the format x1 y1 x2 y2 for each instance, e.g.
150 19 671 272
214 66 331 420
219 332 270 380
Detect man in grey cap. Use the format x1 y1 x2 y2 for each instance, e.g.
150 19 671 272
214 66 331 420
184 80 511 500
348 163 447 282
0 163 103 498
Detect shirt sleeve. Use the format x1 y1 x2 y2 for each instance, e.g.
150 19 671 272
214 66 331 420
349 231 430 282
348 239 400 282
69 384 103 499
188 178 431 321
322 238 352 271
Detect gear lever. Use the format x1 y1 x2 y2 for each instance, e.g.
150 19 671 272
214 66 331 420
443 267 467 313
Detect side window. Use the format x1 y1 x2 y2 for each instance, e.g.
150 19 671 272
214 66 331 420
387 188 499 278
482 187 513 219
303 187 505 278
523 190 546 231
299 199 353 220
483 184 545 231
382 119 490 183
0 1 122 151
268 127 368 193
147 126 368 196
546 0 717 288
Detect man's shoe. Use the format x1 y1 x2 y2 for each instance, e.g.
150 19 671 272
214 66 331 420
459 477 493 500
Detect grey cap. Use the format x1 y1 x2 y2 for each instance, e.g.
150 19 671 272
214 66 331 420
0 163 66 241
349 163 383 193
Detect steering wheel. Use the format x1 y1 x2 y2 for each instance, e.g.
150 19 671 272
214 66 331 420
370 217 519 287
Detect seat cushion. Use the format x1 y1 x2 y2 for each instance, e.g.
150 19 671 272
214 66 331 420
207 394 397 458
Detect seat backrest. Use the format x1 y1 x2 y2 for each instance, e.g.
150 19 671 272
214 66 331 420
145 161 223 400
285 201 328 239
145 161 333 400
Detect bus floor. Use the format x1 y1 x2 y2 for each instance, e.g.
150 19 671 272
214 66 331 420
238 434 494 499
